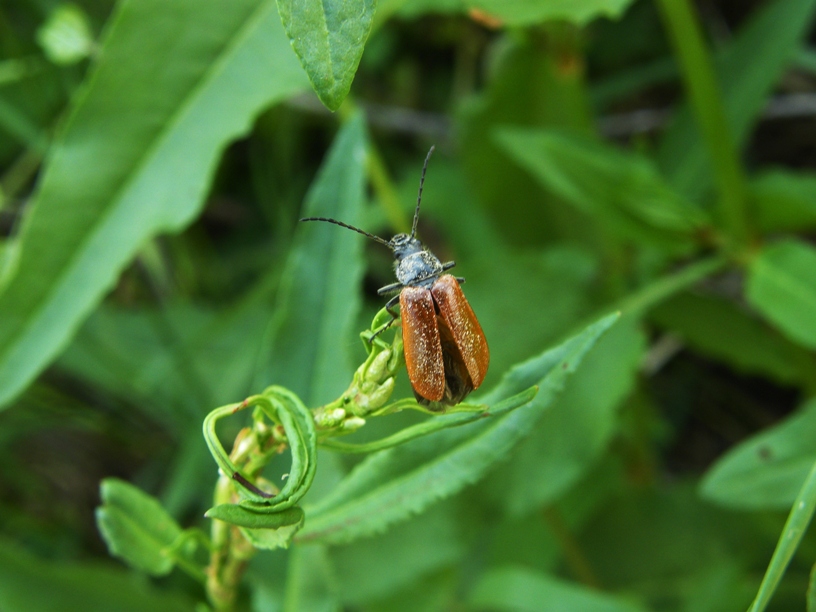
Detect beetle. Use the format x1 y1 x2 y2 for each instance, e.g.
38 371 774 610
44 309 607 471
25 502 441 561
301 146 489 405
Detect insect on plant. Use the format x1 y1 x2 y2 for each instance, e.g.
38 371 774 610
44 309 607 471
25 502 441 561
301 146 489 406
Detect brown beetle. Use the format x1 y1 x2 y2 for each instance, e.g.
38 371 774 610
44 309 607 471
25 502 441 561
301 147 489 405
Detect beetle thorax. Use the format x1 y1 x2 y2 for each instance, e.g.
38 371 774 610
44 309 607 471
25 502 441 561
395 249 443 288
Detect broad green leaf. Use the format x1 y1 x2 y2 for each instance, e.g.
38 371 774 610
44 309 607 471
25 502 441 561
260 112 367 406
469 566 645 612
0 538 193 612
297 313 619 545
749 170 816 233
700 399 816 510
277 0 375 111
495 317 644 516
650 291 816 386
398 0 634 25
95 478 182 575
0 0 308 409
496 127 706 251
658 0 816 200
747 239 816 350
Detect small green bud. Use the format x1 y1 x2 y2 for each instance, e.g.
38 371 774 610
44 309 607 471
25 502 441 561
313 407 347 429
365 348 392 382
342 416 366 431
356 377 395 414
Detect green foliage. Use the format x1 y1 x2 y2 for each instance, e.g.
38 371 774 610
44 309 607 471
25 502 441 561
0 0 307 408
0 537 194 611
262 112 368 404
3 0 816 610
276 0 376 111
300 314 617 545
747 239 816 350
701 399 816 510
96 478 184 575
496 127 706 250
749 170 816 233
494 317 644 516
469 565 645 612
651 291 816 386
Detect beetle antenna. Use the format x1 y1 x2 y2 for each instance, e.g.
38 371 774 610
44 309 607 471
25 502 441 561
300 217 391 248
411 145 435 239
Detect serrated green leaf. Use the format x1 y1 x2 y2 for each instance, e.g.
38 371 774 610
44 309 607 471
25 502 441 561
0 538 193 612
296 313 619 545
95 478 183 575
469 566 646 612
658 0 816 200
700 399 816 510
747 239 816 350
496 127 706 251
277 0 375 111
0 0 308 409
261 113 368 405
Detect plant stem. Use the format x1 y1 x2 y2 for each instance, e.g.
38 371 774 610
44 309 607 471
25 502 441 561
612 254 727 317
656 0 749 249
541 506 601 589
206 474 257 611
367 146 411 234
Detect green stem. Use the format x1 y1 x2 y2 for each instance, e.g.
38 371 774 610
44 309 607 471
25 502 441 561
337 97 408 233
367 144 410 234
612 254 727 317
656 0 749 249
541 506 601 589
749 457 816 612
164 529 212 585
565 254 727 341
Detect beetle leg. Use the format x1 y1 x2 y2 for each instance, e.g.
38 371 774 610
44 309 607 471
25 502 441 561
377 281 404 296
441 261 456 271
370 294 401 340
454 276 465 284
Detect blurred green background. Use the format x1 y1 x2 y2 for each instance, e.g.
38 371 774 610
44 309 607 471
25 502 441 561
3 0 816 610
